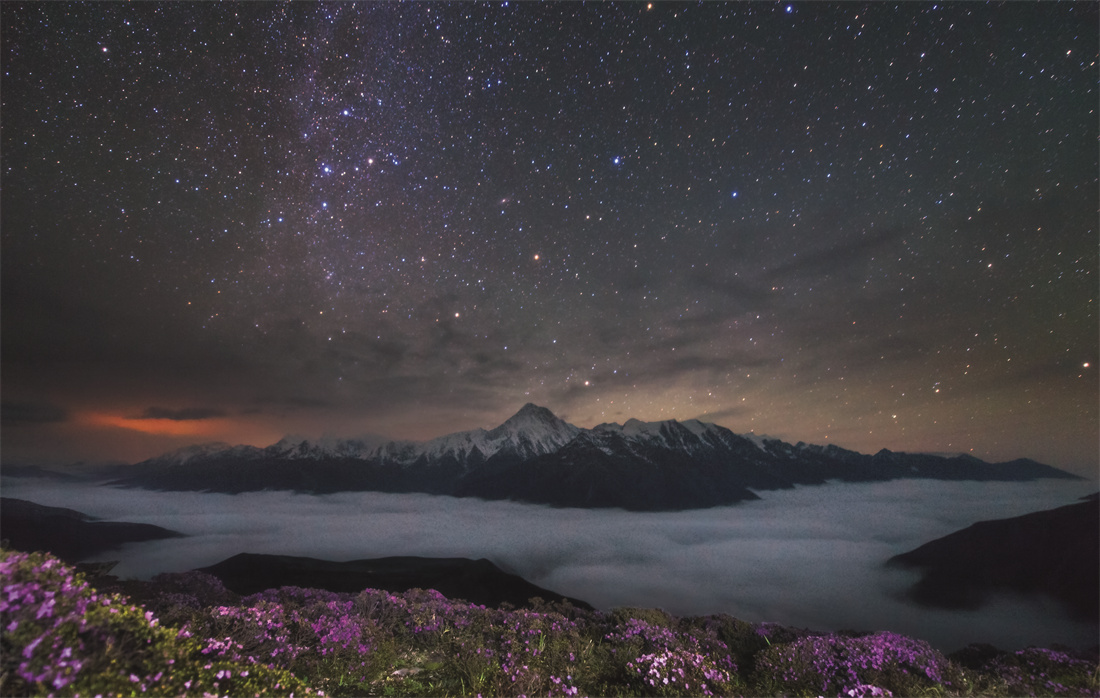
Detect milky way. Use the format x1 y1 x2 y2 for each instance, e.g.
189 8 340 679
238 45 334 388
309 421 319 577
2 2 1096 473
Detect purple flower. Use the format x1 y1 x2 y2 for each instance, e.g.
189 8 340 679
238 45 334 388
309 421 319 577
23 635 43 658
756 631 953 696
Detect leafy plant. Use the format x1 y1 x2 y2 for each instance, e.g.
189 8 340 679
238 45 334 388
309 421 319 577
973 646 1100 697
751 630 968 697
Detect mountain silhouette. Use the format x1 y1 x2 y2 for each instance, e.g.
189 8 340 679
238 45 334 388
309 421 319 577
107 404 1080 511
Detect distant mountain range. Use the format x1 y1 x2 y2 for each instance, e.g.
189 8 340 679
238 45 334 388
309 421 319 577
106 403 1079 511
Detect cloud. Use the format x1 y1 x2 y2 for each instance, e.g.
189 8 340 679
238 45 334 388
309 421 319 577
136 407 227 421
1 400 70 425
686 267 775 309
254 395 333 411
2 476 1095 653
691 405 753 422
764 227 901 283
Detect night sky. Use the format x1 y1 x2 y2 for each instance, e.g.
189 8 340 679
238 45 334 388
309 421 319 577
2 2 1096 476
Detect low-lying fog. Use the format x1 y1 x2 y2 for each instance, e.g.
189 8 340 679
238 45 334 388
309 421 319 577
3 476 1096 653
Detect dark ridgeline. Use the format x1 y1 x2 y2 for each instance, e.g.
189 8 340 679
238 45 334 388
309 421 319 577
889 493 1100 624
0 497 184 563
197 552 594 611
105 404 1080 511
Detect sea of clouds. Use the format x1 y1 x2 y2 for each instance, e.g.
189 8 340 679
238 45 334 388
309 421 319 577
2 475 1096 652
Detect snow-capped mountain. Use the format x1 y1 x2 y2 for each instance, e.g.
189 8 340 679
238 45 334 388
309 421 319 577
152 442 265 466
191 403 582 469
372 402 581 465
110 404 1080 511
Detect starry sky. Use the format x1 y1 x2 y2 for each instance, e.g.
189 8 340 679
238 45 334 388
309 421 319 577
2 2 1097 476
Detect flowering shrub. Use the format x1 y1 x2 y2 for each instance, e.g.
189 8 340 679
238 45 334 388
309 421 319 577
152 568 237 604
400 598 591 696
843 683 895 697
604 616 740 696
977 646 1100 697
625 648 738 696
753 620 806 646
4 546 1097 697
181 584 395 695
355 586 413 635
112 569 240 633
0 549 315 696
752 630 962 697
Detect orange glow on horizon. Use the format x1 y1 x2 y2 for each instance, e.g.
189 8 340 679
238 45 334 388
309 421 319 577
83 412 225 437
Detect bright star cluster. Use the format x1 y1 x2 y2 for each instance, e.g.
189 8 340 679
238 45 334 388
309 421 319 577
1 3 1096 474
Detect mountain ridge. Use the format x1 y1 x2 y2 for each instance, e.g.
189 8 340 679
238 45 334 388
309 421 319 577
107 404 1081 511
888 493 1100 623
0 497 185 563
196 552 594 611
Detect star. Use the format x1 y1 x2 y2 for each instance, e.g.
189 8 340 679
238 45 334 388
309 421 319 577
0 1 1092 476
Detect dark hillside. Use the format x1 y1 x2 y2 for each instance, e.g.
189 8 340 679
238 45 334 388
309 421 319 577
0 497 184 563
889 494 1100 623
198 552 594 611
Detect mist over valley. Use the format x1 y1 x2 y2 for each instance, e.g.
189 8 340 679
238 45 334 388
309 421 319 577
4 473 1095 654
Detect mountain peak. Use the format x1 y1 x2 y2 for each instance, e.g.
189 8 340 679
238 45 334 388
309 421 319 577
483 404 580 457
504 403 560 425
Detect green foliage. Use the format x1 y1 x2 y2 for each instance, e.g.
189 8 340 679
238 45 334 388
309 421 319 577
966 646 1100 697
681 613 783 679
750 631 972 697
4 546 1098 698
607 605 678 629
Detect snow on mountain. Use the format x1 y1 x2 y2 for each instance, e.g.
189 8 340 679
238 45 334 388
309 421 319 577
741 432 771 452
119 403 1081 508
482 403 582 455
268 434 392 460
260 403 582 467
678 419 712 437
593 416 730 453
151 442 263 466
183 405 744 468
374 402 581 464
145 405 748 470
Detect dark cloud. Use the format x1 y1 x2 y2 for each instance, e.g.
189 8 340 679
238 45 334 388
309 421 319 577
764 228 902 284
693 405 754 423
1 400 70 425
686 267 775 308
136 407 227 421
252 395 333 411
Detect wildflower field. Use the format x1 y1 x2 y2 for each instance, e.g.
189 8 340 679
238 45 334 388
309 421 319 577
2 548 1096 697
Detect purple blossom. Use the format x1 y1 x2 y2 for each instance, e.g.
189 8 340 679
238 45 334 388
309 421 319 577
756 631 954 696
